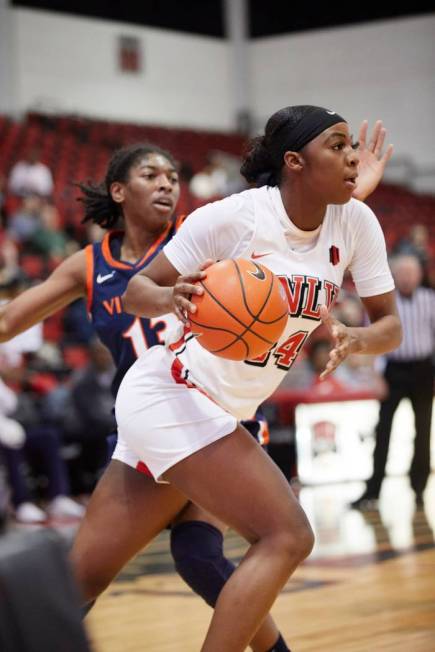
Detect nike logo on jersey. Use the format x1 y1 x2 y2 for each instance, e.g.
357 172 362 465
97 271 116 284
249 262 266 281
251 251 271 259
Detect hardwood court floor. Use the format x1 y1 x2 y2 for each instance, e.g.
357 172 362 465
87 477 435 651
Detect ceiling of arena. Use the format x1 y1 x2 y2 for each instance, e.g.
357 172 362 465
11 1 435 38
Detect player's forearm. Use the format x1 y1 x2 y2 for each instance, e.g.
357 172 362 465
122 274 173 318
0 301 42 342
348 315 402 355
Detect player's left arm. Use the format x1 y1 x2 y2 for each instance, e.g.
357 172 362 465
352 120 393 201
319 292 402 380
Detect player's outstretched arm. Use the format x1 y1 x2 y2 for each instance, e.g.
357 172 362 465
0 249 87 342
352 120 393 201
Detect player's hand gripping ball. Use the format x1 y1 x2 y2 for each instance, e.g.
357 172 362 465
190 258 288 361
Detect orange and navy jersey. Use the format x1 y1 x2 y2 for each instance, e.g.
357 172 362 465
242 410 269 446
85 216 184 397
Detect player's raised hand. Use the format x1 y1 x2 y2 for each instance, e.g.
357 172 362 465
318 305 360 380
352 120 394 201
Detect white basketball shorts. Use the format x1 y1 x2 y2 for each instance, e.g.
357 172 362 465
114 345 237 482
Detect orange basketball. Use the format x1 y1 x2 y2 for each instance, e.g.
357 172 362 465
190 258 288 361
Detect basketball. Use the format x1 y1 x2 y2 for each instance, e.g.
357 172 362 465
190 258 288 361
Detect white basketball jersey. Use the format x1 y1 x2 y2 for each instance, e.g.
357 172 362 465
164 186 394 420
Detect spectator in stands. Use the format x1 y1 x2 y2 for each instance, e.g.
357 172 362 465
8 147 54 198
0 353 84 525
189 152 229 201
0 277 84 523
333 353 387 394
68 338 116 489
71 338 115 437
0 235 20 287
351 254 434 511
0 376 26 450
279 334 386 397
0 375 44 523
279 340 337 391
333 292 365 328
7 194 43 245
393 223 431 287
2 384 85 523
31 201 69 263
0 271 42 372
329 293 386 393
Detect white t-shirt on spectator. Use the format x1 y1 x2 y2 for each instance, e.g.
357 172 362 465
9 161 54 197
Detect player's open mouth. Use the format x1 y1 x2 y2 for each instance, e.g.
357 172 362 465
344 175 357 189
153 198 173 211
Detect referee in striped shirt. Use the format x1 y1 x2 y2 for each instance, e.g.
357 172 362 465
352 254 434 509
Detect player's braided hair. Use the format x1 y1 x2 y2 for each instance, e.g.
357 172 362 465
76 143 176 229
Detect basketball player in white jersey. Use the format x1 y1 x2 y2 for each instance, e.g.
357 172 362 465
73 106 401 652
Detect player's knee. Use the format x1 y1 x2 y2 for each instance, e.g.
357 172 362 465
294 521 315 561
267 521 315 567
170 520 236 607
70 551 112 602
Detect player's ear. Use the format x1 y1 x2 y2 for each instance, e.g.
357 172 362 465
283 151 304 173
110 181 124 204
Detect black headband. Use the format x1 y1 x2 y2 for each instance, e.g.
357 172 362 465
267 106 347 165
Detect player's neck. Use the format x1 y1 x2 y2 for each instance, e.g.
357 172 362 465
121 222 168 262
279 185 326 231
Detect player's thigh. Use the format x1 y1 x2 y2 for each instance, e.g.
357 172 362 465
71 460 188 581
164 425 312 548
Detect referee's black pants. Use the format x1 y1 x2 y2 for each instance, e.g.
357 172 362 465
366 357 434 497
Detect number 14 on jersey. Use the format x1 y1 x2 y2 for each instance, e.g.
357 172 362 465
245 330 309 371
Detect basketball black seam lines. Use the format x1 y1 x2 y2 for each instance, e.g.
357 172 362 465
189 314 250 358
198 279 274 348
233 259 287 325
194 262 285 356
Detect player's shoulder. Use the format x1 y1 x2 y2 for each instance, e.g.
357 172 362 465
195 187 256 218
50 247 87 287
329 198 379 233
182 188 258 235
56 247 87 272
